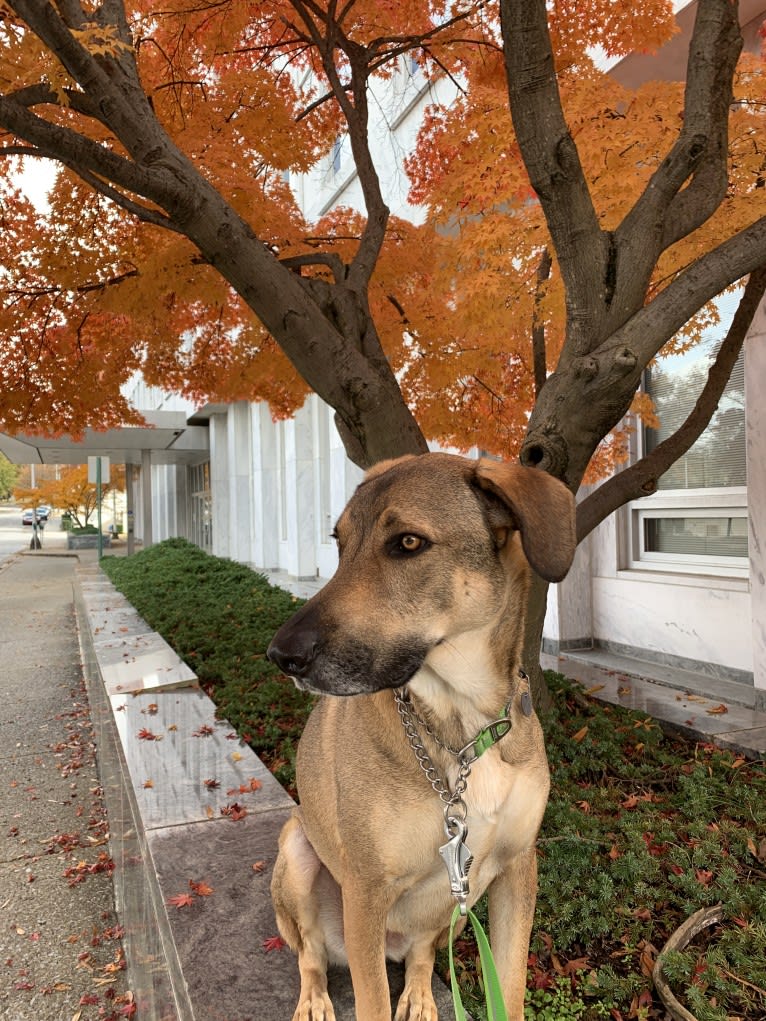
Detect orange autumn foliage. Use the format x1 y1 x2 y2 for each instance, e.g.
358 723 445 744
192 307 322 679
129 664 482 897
1 1 765 475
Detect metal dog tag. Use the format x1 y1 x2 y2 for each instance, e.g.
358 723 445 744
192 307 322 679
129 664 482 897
439 816 473 915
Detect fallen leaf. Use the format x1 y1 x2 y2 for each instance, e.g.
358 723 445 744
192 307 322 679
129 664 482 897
143 780 154 789
221 802 247 822
571 725 589 743
166 893 195 908
262 935 286 952
136 728 161 741
203 778 220 789
583 685 604 695
189 879 214 897
706 704 729 715
252 860 267 872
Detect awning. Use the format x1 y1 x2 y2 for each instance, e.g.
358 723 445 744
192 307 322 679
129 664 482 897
0 411 210 466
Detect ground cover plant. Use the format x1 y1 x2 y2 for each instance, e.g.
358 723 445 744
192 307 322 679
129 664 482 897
102 539 766 1021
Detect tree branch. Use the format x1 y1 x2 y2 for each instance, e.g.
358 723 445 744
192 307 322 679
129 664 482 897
0 94 183 219
287 0 390 294
576 265 766 542
532 247 551 396
500 0 608 357
614 0 742 297
280 252 347 282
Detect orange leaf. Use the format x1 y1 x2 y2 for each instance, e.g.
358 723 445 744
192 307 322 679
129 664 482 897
706 703 729 715
189 879 214 897
571 725 589 743
166 893 195 908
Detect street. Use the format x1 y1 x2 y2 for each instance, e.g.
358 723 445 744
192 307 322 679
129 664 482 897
0 505 59 564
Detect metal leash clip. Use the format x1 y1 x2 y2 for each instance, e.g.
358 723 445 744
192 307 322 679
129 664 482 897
439 815 474 916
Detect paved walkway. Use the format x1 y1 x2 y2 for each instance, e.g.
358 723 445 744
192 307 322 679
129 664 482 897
0 549 130 1021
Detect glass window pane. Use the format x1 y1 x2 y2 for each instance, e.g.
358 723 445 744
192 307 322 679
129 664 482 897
645 517 748 558
645 292 747 490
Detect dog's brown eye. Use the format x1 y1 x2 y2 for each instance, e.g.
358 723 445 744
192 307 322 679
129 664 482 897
399 534 424 553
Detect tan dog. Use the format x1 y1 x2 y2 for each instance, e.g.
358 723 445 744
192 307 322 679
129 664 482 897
267 453 576 1021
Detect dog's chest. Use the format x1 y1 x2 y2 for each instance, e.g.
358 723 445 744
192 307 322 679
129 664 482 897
454 751 546 858
383 751 546 946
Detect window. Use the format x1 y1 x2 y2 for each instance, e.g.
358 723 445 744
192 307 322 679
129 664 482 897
630 291 748 575
331 137 343 175
188 461 212 552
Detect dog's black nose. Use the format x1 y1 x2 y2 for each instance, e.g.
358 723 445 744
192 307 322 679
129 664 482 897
267 631 319 678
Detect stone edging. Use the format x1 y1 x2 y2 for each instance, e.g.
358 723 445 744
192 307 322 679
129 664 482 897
73 562 457 1020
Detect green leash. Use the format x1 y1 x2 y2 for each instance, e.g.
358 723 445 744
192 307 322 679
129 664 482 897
448 904 508 1021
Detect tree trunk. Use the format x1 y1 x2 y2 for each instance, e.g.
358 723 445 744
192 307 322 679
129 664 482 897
521 573 553 712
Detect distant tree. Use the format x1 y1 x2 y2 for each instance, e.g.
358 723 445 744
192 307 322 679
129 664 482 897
0 453 19 499
13 464 124 527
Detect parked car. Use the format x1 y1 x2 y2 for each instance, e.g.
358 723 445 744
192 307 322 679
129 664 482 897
21 507 51 525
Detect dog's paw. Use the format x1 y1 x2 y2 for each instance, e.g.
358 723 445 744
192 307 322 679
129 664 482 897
394 985 439 1021
292 992 336 1021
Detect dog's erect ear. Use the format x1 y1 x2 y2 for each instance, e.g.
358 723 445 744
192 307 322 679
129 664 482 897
473 459 577 583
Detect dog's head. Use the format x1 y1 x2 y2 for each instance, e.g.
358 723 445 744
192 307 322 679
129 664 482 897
267 453 575 696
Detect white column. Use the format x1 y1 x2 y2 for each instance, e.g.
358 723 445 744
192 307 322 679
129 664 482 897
251 405 280 570
284 403 316 579
226 402 254 564
542 535 593 654
141 449 153 548
746 300 766 709
209 413 230 559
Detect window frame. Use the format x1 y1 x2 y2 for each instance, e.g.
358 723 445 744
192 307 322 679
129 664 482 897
628 487 749 578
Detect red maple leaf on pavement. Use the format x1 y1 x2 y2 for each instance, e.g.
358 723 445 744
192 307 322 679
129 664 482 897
262 935 287 952
166 893 195 908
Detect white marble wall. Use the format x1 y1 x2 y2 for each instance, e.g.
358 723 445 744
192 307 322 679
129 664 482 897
746 302 766 704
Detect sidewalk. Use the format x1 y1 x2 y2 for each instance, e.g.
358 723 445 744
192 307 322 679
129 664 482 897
0 548 131 1020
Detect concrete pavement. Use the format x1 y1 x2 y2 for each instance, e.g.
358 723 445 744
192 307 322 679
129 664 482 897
0 549 131 1021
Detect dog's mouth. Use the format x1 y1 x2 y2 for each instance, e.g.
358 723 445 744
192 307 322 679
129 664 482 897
274 639 429 697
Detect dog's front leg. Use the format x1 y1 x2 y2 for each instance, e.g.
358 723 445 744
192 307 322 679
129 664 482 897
488 846 539 1021
394 935 439 1021
342 880 393 1021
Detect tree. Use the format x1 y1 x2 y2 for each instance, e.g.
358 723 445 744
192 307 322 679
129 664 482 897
0 452 19 499
13 463 124 527
1 0 765 687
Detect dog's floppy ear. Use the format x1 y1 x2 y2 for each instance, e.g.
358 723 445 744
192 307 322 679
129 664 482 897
473 459 576 583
